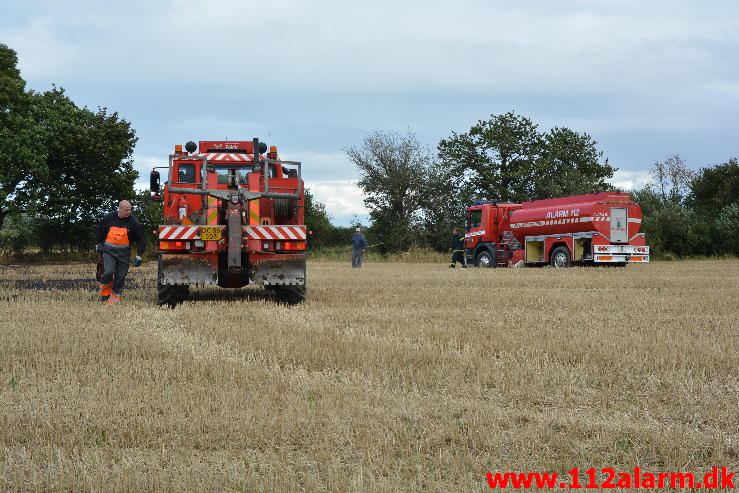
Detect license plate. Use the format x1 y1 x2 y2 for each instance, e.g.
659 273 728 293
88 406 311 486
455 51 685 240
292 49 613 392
200 226 222 241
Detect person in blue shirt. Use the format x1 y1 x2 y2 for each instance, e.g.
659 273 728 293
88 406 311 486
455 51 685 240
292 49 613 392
351 227 368 268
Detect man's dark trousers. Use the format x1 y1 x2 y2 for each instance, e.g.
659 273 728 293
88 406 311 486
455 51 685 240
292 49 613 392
101 252 130 294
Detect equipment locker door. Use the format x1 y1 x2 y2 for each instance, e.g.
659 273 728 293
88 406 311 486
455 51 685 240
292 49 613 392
610 207 628 243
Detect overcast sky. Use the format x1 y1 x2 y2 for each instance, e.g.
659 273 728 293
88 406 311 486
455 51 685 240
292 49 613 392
4 0 738 225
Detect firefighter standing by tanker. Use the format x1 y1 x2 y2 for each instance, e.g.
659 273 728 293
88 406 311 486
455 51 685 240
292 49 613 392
449 228 466 268
96 200 145 304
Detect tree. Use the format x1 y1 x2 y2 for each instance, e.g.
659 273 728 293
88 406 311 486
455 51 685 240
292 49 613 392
131 189 163 257
0 44 138 250
630 157 739 258
537 127 614 198
438 111 616 203
438 111 542 203
687 158 739 218
650 154 694 204
347 130 433 252
29 87 138 250
303 188 333 249
418 158 470 251
0 44 47 229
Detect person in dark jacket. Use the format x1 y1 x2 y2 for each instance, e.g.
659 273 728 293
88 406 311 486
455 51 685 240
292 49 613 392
450 228 466 268
351 227 368 268
95 200 146 304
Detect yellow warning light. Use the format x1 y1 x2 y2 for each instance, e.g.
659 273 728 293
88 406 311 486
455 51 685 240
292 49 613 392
269 146 278 153
174 144 183 153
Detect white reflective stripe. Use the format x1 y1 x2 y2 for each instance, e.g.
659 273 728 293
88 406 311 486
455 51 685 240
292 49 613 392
282 227 298 240
286 226 306 240
579 217 593 222
173 227 186 239
268 226 286 240
160 226 174 239
628 218 642 223
464 230 485 238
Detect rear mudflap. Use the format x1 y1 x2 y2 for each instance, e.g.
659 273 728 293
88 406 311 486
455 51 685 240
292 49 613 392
250 253 306 286
159 253 218 285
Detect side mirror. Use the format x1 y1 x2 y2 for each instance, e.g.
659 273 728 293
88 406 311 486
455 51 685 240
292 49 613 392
150 170 161 193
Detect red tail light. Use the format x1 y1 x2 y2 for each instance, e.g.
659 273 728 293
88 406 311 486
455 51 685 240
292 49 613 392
159 241 190 250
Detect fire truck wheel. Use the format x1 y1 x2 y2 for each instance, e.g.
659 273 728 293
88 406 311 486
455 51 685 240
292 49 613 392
157 283 189 307
274 285 306 305
475 250 495 268
549 246 571 268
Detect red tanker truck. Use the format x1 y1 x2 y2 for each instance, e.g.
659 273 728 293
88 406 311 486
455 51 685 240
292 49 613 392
463 192 650 267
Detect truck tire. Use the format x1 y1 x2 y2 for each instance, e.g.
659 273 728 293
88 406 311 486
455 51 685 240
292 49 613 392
274 285 306 305
550 246 571 268
476 250 495 268
157 283 189 307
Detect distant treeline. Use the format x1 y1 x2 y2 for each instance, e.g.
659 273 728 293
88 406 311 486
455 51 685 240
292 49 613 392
1 42 736 259
313 120 738 258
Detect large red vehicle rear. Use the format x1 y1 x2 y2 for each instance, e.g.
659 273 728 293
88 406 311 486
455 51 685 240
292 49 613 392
464 192 650 268
149 138 306 305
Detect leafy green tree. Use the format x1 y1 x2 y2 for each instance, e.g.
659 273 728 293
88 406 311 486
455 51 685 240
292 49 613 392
418 158 471 251
687 158 739 218
0 44 47 229
537 127 614 198
29 87 138 250
438 111 542 202
438 111 616 203
347 130 432 252
303 188 333 249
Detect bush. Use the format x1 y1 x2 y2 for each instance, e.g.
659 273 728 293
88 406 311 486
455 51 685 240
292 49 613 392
0 227 32 256
640 202 718 257
715 202 739 255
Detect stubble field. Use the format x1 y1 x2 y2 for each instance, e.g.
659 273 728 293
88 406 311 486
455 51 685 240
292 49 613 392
0 259 737 492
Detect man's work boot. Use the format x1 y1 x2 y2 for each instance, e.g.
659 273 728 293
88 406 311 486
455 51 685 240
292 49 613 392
99 282 112 302
107 293 121 305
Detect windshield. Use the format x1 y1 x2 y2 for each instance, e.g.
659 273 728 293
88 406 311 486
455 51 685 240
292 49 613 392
212 165 277 185
214 166 253 185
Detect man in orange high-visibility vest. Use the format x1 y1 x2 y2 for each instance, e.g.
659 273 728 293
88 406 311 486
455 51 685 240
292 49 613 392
95 200 146 305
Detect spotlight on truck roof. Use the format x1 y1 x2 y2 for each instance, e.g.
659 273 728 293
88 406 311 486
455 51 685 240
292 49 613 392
258 142 268 154
185 141 197 153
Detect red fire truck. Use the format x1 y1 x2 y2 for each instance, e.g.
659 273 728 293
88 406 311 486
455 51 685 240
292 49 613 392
464 192 650 267
150 138 306 306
